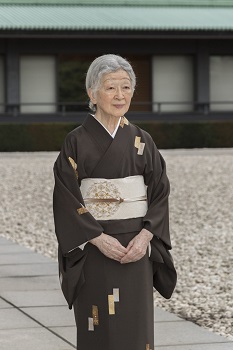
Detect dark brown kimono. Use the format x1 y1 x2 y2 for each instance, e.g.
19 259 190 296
53 114 176 350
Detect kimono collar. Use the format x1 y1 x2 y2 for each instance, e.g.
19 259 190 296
82 114 114 153
91 114 121 139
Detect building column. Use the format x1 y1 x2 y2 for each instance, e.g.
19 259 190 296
6 40 20 116
195 41 209 113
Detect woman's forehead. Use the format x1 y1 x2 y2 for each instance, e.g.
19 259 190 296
102 69 131 83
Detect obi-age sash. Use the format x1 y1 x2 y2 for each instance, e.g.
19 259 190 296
80 175 148 220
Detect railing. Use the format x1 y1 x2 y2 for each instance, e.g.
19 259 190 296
1 101 233 117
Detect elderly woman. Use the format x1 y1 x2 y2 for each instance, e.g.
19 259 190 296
53 54 176 350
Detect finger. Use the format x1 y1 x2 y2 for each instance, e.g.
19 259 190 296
120 252 135 264
125 240 134 252
108 255 122 262
100 248 126 262
121 248 145 263
116 245 128 254
104 247 127 261
112 251 127 260
112 242 128 254
110 253 125 262
107 243 127 255
103 240 127 255
121 254 141 264
121 256 136 264
124 245 140 259
107 237 128 253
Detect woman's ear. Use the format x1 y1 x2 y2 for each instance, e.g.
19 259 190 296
87 88 97 104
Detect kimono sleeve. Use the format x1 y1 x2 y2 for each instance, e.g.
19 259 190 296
143 138 171 250
53 133 103 256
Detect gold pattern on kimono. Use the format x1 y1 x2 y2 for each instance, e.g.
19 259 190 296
77 206 88 215
108 295 115 315
92 305 99 326
134 136 141 148
134 136 145 155
113 288 120 302
146 344 152 350
120 116 129 128
88 317 94 331
68 156 78 179
85 181 120 219
138 142 145 155
108 288 120 315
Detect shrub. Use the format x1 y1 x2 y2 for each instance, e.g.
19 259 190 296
0 121 233 151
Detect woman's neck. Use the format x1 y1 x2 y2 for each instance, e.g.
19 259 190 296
95 113 120 134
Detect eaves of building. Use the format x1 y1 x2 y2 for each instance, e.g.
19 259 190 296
1 1 233 33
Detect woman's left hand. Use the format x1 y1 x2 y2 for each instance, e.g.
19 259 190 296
120 228 153 264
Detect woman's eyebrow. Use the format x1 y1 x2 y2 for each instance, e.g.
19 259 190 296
103 77 131 83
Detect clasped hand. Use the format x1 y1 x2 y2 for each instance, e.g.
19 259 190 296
89 229 153 264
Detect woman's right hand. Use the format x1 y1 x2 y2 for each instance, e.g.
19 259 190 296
89 233 128 262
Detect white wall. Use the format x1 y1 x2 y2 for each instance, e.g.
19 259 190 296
20 56 56 113
0 56 4 113
152 56 194 112
210 56 233 111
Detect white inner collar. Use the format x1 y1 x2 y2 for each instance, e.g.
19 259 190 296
92 115 121 139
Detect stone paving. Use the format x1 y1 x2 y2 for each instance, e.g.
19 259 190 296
0 235 232 350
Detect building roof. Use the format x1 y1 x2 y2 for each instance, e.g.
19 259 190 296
1 1 233 31
1 1 233 6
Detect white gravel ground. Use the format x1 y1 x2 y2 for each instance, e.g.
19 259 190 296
0 149 232 340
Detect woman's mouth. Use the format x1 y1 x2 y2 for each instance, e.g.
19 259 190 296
113 104 125 109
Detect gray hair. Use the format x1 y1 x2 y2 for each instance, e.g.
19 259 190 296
86 54 136 112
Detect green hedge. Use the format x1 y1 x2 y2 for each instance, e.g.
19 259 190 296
0 121 233 151
0 123 75 151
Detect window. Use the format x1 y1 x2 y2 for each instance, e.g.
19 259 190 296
210 56 233 111
152 56 194 112
126 55 151 112
20 56 56 113
0 56 4 113
58 55 94 112
58 55 152 113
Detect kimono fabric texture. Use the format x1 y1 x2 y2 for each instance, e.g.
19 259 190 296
53 114 177 350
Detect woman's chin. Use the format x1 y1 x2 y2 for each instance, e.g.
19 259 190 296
111 108 129 118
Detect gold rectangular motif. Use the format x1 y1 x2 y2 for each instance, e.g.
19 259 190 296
92 305 99 326
134 136 141 149
137 142 145 155
113 288 120 302
108 295 115 315
120 116 129 128
88 317 94 331
77 207 88 215
68 156 78 179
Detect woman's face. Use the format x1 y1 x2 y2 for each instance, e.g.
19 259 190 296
89 69 133 119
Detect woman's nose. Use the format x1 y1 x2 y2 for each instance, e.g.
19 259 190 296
115 87 124 99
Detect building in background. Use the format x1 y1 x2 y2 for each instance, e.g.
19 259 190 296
1 0 233 123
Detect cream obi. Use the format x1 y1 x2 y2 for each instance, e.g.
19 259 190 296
80 175 148 220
